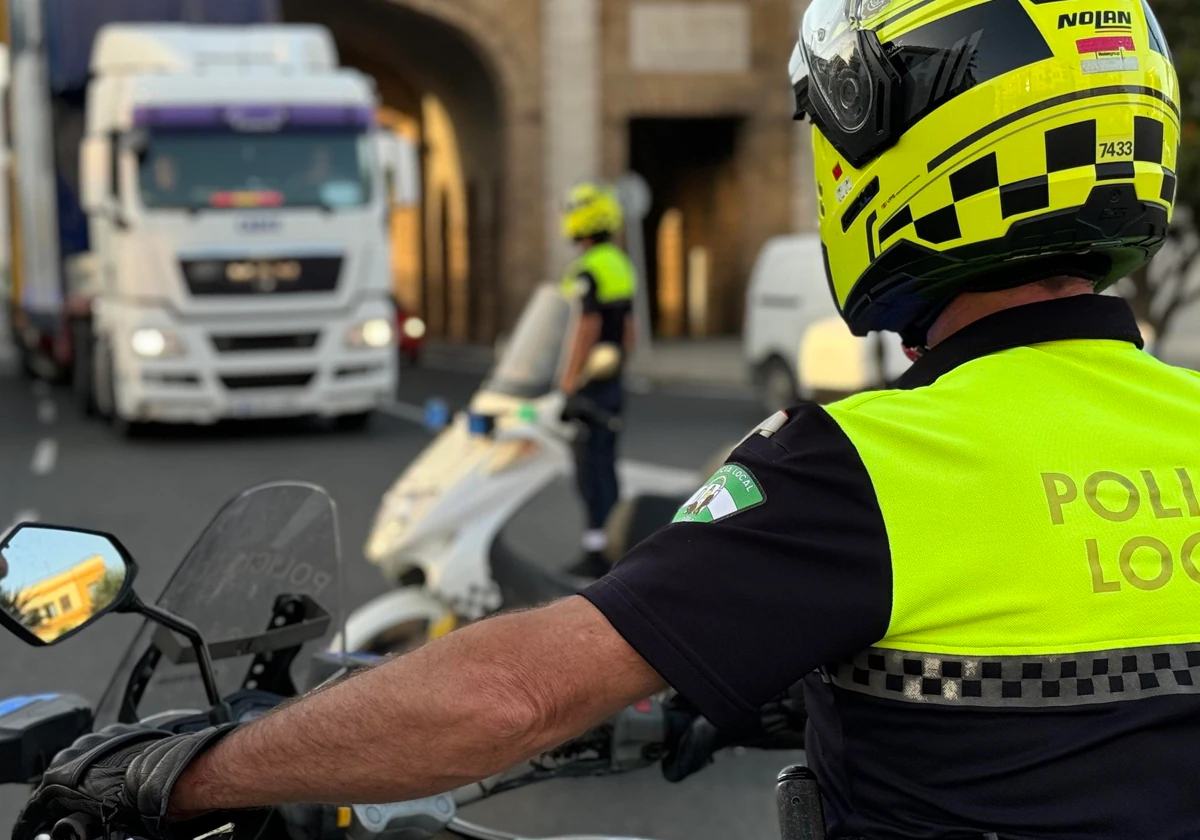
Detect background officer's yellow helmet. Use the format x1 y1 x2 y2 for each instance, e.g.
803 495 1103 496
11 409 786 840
791 0 1180 344
562 183 625 241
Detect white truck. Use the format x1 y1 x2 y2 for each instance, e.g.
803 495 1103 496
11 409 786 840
9 3 418 432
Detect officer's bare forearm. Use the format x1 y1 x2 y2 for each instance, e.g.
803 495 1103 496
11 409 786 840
562 313 602 393
171 597 665 811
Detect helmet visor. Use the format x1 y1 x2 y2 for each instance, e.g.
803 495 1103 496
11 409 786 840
801 0 878 134
797 0 903 168
795 0 1054 170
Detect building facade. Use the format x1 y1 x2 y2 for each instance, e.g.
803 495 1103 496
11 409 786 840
20 555 108 642
282 0 816 342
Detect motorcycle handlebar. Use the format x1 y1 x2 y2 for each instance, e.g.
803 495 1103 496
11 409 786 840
21 698 804 840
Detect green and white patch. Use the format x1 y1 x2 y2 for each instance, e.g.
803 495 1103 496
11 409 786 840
673 463 765 524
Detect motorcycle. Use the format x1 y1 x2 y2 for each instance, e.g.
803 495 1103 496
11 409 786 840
344 285 710 656
0 482 823 840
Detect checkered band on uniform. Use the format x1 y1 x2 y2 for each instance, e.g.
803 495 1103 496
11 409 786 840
830 645 1200 707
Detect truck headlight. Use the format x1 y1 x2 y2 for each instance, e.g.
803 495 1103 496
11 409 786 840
402 317 426 340
345 318 394 349
131 328 185 359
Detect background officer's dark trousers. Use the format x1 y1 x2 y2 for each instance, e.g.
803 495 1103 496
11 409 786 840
574 378 623 533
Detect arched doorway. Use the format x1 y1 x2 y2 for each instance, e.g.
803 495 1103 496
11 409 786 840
281 0 539 343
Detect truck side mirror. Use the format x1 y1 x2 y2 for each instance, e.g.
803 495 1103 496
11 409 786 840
392 135 421 208
79 137 112 214
377 131 421 209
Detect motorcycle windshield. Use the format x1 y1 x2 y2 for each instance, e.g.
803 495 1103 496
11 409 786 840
94 483 344 725
484 285 573 399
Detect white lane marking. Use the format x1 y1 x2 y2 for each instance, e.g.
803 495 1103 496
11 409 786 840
37 399 57 425
378 402 428 425
30 439 58 476
1 510 39 541
31 380 50 397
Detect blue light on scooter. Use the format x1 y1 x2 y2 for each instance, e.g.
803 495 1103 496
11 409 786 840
468 412 496 436
425 398 450 431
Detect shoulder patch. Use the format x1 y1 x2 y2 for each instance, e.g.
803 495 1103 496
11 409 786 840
673 462 766 524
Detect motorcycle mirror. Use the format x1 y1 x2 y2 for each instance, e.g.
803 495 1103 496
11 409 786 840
0 523 228 721
0 524 136 647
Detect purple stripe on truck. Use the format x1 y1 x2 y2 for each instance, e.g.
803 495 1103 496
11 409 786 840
133 104 374 130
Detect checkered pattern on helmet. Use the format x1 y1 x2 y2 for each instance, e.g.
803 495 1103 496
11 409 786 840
831 644 1200 707
876 117 1176 251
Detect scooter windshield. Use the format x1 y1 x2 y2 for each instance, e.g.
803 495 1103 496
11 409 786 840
94 483 344 724
484 285 573 399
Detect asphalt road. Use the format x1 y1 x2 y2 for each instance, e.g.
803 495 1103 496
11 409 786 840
0 362 800 840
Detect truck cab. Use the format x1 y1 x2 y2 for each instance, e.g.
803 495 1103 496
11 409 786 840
71 25 416 430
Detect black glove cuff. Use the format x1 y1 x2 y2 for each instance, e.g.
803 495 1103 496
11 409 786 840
127 724 270 840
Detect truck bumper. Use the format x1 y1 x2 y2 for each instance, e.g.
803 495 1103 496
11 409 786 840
105 304 397 424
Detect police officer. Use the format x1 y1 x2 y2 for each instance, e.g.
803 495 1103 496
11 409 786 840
557 183 637 578
17 3 1197 839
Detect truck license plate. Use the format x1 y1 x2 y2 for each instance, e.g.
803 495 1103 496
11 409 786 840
233 399 294 418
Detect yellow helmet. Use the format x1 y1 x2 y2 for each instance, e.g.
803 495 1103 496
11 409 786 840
562 182 624 241
791 0 1179 344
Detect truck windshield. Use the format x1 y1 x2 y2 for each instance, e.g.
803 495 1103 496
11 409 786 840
138 131 373 210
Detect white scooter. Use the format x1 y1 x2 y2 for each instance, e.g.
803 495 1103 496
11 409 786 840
337 285 709 655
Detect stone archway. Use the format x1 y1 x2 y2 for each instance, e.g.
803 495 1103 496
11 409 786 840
281 0 544 342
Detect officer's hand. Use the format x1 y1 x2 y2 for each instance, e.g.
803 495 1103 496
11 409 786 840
13 723 267 840
560 394 589 424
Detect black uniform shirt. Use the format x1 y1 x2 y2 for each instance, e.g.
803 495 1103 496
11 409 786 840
584 296 1200 839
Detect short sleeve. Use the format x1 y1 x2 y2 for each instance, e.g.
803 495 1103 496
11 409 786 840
574 270 601 313
582 404 893 728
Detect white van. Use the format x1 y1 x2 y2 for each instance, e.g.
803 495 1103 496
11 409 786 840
743 234 909 411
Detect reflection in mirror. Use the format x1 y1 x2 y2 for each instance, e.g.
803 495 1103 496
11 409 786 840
0 527 128 643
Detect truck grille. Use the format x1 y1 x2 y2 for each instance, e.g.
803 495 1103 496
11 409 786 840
221 373 314 390
212 333 319 353
181 257 342 295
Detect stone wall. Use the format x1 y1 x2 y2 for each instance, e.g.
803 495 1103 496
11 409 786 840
313 0 813 337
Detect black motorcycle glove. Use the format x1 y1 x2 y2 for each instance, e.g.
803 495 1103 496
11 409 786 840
13 723 269 840
661 698 726 783
661 690 808 783
560 394 589 424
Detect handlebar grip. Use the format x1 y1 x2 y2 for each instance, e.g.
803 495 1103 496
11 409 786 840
775 765 826 840
51 814 98 840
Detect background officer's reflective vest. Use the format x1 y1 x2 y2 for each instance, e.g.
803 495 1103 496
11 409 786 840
561 242 636 305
